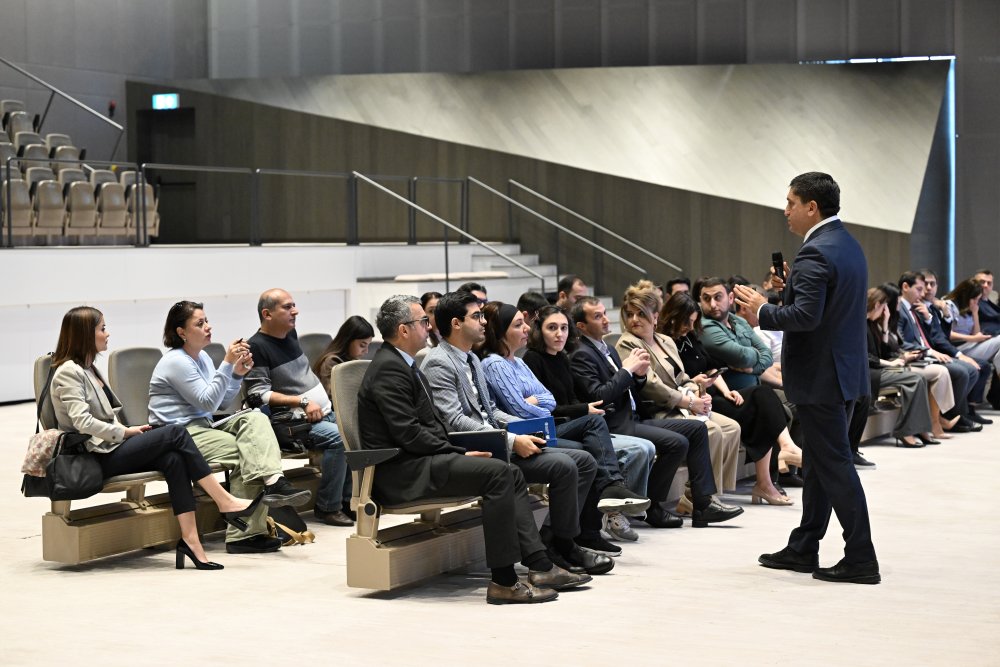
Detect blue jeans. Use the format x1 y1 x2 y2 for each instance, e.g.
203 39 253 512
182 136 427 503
310 413 350 512
610 434 655 497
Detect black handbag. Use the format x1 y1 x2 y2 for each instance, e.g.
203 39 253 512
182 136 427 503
268 411 316 454
46 432 103 500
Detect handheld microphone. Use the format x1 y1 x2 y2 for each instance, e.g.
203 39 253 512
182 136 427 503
771 251 785 282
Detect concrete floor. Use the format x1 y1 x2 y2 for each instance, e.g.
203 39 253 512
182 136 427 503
3 399 999 666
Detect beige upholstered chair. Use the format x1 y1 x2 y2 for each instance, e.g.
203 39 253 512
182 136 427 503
31 179 64 235
1 179 31 236
64 181 97 235
95 181 127 236
298 332 332 368
107 347 162 426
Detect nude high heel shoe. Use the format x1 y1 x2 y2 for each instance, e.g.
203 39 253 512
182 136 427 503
751 486 795 506
778 450 802 470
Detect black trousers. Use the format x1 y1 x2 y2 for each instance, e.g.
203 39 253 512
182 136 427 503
710 384 787 462
512 447 596 540
97 424 213 515
788 401 877 564
432 454 547 568
616 417 714 502
942 359 977 418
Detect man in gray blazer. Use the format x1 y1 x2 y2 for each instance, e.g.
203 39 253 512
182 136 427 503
422 291 616 568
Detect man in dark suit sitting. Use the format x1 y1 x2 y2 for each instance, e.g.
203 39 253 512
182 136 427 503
357 295 588 604
569 296 743 529
973 269 1000 336
735 172 879 584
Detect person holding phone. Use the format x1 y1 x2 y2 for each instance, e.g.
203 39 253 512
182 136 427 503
615 280 744 511
657 291 795 507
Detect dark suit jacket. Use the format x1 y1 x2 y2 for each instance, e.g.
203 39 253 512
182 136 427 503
758 219 869 405
897 301 957 356
922 302 959 356
570 336 643 433
357 342 464 504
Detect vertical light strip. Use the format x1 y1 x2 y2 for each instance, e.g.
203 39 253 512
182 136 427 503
946 59 956 288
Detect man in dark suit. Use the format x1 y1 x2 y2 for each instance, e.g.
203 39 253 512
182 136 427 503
973 269 1000 335
734 172 880 584
357 295 588 604
568 296 743 529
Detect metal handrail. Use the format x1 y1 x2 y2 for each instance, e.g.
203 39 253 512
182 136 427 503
354 171 546 293
508 179 684 274
0 56 126 161
468 177 646 276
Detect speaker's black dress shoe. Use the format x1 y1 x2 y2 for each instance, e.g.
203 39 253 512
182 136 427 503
812 558 881 584
758 546 818 573
691 499 744 527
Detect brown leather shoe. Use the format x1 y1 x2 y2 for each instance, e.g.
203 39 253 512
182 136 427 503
486 580 558 605
528 564 593 590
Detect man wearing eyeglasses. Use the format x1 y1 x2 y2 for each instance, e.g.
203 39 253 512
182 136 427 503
423 291 611 574
245 288 353 527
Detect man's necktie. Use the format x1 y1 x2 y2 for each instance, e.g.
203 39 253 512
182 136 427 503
467 353 498 427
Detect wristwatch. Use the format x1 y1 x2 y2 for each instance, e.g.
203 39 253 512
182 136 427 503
299 396 310 409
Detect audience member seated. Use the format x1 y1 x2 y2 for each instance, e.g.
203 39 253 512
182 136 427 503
245 289 353 527
569 296 743 529
880 282 959 439
666 277 691 295
357 295 586 604
897 272 982 432
972 269 1000 335
659 292 796 506
313 315 375 394
49 306 258 570
942 278 1000 392
864 288 938 447
554 275 589 311
616 282 744 510
522 306 658 542
478 301 649 560
420 291 442 347
457 282 488 304
422 292 613 560
515 291 549 327
148 301 309 554
696 277 773 391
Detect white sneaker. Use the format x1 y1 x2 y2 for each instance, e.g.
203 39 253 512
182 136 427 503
602 512 638 542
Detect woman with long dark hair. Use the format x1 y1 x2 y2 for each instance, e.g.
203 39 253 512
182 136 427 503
313 315 376 396
49 306 259 570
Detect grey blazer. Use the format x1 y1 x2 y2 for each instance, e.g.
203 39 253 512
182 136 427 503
50 359 127 452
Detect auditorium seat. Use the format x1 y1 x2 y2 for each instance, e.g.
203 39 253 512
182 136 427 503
20 144 48 171
204 342 226 368
298 333 332 368
13 130 42 153
31 180 65 235
51 145 82 171
126 182 160 238
107 347 162 426
1 179 32 236
6 111 32 142
120 170 138 188
64 181 97 236
25 167 55 190
95 182 127 236
363 340 382 360
603 332 621 348
1 100 26 129
58 168 86 185
45 133 72 152
90 169 117 186
0 142 15 176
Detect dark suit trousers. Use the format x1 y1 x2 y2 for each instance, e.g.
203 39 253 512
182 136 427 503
943 359 977 417
432 454 546 568
788 401 877 563
98 424 212 515
512 447 596 540
615 418 714 502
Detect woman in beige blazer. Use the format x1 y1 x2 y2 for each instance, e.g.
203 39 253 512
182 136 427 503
618 282 794 508
49 306 260 570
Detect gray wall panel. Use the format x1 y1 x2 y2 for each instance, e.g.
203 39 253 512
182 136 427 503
901 0 954 55
796 0 848 61
650 1 698 65
469 12 510 72
848 0 901 58
747 0 797 63
555 5 602 68
511 5 555 69
603 0 649 67
381 19 422 73
697 0 747 65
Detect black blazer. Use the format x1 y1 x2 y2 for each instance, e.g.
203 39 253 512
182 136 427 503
357 342 464 505
569 336 643 434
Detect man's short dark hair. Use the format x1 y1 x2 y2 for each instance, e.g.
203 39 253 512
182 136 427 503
666 277 691 292
257 289 284 322
517 291 549 315
692 276 728 301
569 296 602 325
557 275 584 296
918 268 938 281
975 268 993 277
898 271 926 290
435 291 479 339
789 172 840 219
457 282 486 296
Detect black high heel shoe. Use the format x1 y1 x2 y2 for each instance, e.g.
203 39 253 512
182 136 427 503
175 539 224 570
223 490 265 531
895 436 926 448
916 433 941 445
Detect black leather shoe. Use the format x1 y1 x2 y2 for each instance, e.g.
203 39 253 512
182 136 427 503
644 506 683 528
691 499 744 527
758 546 818 573
225 535 282 554
812 558 881 584
945 421 973 433
563 544 615 575
778 472 804 487
546 547 587 574
262 476 312 507
314 508 354 526
969 411 993 425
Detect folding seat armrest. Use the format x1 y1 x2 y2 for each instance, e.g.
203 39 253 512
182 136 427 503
345 448 400 471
